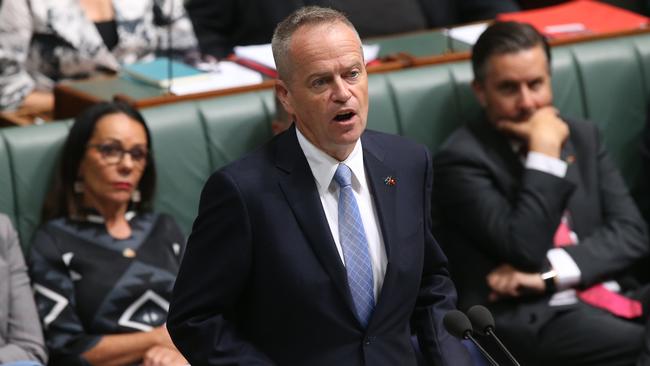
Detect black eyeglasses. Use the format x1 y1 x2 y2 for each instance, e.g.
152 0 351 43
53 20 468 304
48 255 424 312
88 142 149 166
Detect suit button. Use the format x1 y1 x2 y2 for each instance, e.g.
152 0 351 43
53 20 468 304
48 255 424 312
364 336 376 346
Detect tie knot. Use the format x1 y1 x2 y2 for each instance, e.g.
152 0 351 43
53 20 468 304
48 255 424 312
334 163 352 188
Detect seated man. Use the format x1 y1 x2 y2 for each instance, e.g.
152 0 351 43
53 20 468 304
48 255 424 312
433 21 649 366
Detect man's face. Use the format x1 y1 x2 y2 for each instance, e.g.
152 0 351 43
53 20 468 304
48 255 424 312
473 45 553 125
276 21 368 161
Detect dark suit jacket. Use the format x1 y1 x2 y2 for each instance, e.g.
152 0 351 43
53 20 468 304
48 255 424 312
432 117 649 343
167 127 471 366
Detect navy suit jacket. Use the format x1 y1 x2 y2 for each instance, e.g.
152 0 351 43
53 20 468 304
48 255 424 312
167 127 471 366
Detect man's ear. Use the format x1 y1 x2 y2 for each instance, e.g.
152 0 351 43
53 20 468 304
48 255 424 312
471 80 487 108
275 80 295 116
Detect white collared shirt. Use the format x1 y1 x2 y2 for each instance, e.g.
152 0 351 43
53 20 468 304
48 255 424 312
296 129 387 301
525 151 622 305
521 150 581 305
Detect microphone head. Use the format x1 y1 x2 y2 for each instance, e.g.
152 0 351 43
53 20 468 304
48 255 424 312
467 305 495 336
443 310 473 339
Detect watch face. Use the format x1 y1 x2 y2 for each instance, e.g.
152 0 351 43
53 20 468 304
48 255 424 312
541 269 557 280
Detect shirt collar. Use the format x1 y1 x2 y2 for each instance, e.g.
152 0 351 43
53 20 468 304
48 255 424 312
296 128 365 194
71 207 137 224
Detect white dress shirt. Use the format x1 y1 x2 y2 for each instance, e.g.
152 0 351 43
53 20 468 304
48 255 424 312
296 129 388 301
525 151 582 305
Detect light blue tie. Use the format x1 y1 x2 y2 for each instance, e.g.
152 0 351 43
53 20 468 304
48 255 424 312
333 163 375 327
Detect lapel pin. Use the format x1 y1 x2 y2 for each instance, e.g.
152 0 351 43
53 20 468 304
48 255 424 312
122 248 136 258
384 176 397 186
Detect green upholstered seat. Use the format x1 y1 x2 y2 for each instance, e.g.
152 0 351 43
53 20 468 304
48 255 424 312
448 62 482 126
0 133 15 225
1 123 71 249
367 74 401 135
4 31 650 252
141 102 212 235
550 46 587 119
631 34 650 96
571 38 647 190
386 64 460 153
198 91 274 172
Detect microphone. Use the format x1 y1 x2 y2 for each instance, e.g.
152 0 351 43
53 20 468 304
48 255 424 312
467 305 521 366
443 310 500 366
153 1 175 93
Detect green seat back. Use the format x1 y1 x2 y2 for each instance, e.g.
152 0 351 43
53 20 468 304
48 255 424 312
551 46 587 119
571 38 647 188
449 62 482 125
387 64 460 153
141 102 211 235
367 74 400 135
199 91 274 172
0 132 15 224
2 123 70 249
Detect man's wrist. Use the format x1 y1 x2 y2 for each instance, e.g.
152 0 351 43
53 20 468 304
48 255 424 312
540 269 557 294
528 140 562 158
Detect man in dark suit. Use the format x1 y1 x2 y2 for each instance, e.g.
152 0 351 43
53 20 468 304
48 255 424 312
432 21 649 366
167 6 472 366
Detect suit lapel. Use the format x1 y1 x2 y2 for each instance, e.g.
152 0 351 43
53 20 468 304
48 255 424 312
361 134 398 325
275 128 357 316
469 119 523 193
560 136 585 232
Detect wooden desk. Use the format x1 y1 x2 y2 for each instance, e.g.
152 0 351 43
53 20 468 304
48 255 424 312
52 26 650 120
53 28 469 119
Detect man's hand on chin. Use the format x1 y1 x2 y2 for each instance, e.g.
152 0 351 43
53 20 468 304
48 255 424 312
496 107 569 158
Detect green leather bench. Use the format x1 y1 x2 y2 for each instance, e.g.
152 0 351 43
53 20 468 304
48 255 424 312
2 31 650 252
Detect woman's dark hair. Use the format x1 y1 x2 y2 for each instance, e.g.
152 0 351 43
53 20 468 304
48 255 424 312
43 101 156 220
472 21 551 84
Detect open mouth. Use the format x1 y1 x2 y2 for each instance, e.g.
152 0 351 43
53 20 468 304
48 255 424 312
334 111 355 122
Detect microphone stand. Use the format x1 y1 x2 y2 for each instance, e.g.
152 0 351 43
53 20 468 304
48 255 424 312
464 331 500 366
485 327 520 366
167 0 173 94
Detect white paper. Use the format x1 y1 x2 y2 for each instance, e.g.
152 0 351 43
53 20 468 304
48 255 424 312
233 43 380 70
447 23 489 46
170 61 263 95
544 23 586 34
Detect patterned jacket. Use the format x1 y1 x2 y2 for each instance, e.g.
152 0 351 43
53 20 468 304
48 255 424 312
0 0 197 110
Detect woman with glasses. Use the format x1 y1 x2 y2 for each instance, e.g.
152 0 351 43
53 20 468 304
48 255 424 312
29 102 187 366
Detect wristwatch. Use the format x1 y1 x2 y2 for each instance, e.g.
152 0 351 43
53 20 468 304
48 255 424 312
540 269 558 294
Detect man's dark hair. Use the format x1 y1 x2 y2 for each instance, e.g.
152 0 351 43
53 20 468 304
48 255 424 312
43 101 157 220
472 21 551 83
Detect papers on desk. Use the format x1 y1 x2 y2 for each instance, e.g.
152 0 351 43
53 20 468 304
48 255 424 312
232 43 381 76
497 0 649 39
447 23 488 46
121 58 263 95
169 61 263 95
122 58 210 88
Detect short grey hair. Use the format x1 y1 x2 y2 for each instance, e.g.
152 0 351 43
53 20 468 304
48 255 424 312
271 6 359 82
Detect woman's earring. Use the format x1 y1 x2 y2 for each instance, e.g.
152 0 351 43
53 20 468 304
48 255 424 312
131 189 141 203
